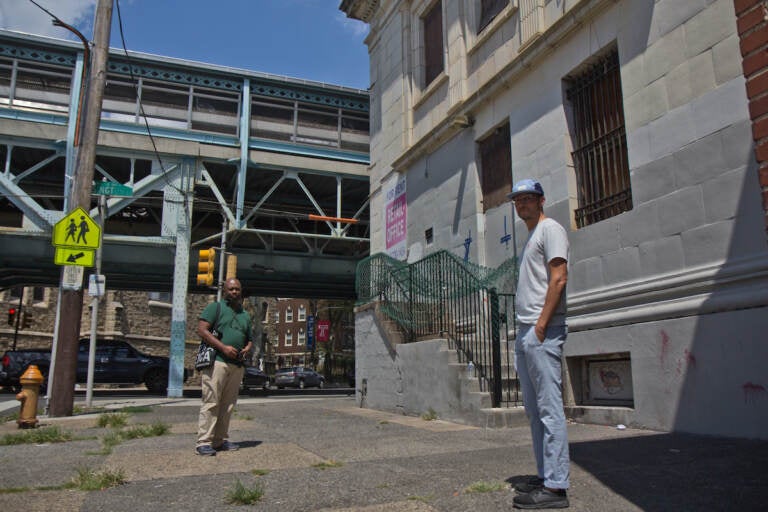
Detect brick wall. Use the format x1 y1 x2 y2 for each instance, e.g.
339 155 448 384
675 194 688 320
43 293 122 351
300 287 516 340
736 0 768 235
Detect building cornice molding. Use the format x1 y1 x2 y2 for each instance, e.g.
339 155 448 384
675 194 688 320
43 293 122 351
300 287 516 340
568 253 768 331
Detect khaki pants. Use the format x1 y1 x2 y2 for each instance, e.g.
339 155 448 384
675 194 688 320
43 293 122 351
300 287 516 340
196 360 244 448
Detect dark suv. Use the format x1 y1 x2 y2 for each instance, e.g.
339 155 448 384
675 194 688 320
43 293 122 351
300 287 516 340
273 366 325 389
1 339 187 394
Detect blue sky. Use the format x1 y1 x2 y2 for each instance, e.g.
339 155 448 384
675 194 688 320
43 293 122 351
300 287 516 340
0 0 371 90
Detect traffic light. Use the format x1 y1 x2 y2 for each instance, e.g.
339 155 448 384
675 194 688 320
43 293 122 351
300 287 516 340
197 248 216 286
22 312 32 329
7 307 16 326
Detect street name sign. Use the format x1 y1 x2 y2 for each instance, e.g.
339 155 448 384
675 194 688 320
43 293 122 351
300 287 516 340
93 181 133 197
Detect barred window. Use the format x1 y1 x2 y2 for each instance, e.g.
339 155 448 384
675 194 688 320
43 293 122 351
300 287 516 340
478 122 511 212
423 1 444 87
566 49 632 227
478 0 508 33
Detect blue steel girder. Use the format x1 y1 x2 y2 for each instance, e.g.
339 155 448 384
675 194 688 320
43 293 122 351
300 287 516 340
0 29 369 296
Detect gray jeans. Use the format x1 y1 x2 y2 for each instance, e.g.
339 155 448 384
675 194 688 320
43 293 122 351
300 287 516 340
515 323 570 489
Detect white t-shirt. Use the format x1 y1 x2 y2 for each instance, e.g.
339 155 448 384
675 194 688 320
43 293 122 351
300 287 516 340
515 217 569 326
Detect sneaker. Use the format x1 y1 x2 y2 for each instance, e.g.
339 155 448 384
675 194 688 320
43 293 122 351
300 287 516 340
215 440 239 451
513 488 569 509
195 445 216 456
514 476 544 493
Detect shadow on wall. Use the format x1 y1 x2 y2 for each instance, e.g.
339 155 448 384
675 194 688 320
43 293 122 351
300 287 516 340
670 121 768 437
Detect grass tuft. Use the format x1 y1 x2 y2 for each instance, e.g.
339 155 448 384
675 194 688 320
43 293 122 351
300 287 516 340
118 406 152 414
0 426 73 446
312 460 343 470
251 469 270 476
421 408 438 421
120 421 170 439
463 480 507 493
71 467 125 491
96 412 129 428
225 479 264 505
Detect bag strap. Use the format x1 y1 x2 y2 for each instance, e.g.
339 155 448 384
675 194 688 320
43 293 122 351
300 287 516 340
212 301 222 332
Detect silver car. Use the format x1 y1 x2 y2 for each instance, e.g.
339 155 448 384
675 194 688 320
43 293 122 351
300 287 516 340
274 366 325 389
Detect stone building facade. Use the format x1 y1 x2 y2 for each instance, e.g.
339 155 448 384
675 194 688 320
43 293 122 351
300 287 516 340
342 0 768 438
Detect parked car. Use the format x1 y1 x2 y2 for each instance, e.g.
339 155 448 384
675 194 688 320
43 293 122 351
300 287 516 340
241 366 270 391
1 339 190 394
274 366 325 389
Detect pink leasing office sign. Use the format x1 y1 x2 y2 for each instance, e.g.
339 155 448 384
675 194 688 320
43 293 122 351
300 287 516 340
385 175 407 260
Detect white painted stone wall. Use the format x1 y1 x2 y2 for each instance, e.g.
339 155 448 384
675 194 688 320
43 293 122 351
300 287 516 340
352 0 768 438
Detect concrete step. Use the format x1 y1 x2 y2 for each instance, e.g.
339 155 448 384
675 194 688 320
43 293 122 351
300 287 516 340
479 406 529 428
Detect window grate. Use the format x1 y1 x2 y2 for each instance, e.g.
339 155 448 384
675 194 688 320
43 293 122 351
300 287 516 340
423 1 444 87
567 50 632 228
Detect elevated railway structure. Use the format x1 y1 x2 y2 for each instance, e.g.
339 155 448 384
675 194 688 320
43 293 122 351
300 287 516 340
0 30 370 300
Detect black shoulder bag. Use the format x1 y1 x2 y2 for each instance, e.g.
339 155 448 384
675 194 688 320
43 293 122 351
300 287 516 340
194 301 221 370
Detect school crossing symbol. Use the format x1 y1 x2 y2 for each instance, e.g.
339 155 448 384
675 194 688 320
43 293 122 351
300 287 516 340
52 207 101 267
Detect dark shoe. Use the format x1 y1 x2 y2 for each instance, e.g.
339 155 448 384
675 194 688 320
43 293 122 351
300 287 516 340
215 440 239 451
513 488 569 509
195 445 216 456
514 476 544 493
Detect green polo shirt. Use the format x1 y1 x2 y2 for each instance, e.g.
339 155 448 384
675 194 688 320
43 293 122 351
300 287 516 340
199 300 252 365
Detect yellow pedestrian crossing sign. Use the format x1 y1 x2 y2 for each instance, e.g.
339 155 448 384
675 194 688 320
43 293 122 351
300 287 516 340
53 207 101 250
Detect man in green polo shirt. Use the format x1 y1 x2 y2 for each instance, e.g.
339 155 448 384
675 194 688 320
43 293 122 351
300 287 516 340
195 278 253 456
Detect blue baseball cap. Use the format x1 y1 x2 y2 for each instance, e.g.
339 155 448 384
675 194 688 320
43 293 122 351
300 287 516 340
507 179 544 199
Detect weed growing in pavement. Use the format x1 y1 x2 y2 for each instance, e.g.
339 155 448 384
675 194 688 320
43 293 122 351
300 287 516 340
251 469 270 476
73 405 107 416
0 425 73 445
90 421 171 455
463 480 507 493
120 421 170 439
0 482 76 494
0 410 19 423
407 495 434 502
71 467 125 491
225 479 264 505
96 412 129 428
312 460 344 470
421 408 438 421
117 405 152 414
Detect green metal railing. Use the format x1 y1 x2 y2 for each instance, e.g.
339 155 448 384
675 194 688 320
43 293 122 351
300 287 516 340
356 251 520 407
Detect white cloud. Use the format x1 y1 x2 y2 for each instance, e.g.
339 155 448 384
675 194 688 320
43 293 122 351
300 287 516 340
0 0 95 39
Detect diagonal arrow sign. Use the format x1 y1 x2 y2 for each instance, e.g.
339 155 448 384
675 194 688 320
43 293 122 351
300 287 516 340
67 252 85 262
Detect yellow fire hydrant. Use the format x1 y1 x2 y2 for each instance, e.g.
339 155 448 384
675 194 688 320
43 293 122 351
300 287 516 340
16 365 44 429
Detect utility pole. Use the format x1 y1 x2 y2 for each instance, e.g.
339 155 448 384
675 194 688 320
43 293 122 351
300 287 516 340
48 0 113 417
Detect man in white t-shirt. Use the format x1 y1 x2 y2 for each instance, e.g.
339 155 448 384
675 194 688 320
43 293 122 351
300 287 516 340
508 179 570 509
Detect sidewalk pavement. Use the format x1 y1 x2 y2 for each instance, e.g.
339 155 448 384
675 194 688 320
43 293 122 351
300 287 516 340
1 394 766 511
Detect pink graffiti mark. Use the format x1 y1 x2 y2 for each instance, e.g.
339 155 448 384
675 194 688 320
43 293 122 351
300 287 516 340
743 382 766 404
660 330 670 366
684 349 696 368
